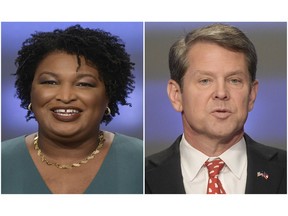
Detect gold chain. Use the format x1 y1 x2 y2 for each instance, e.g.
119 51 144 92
33 131 105 169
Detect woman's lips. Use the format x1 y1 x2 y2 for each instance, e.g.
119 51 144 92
51 108 82 122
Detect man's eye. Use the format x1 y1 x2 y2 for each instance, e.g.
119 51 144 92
199 79 211 85
230 79 241 84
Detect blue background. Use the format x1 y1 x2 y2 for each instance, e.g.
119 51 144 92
1 22 143 141
1 22 287 155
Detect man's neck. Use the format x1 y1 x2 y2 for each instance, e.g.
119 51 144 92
183 129 244 157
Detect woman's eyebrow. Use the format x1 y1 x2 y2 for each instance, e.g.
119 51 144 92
76 73 98 80
38 71 59 78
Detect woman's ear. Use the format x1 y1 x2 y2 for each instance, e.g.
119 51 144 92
167 79 183 112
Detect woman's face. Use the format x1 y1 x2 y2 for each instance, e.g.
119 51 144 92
31 52 108 139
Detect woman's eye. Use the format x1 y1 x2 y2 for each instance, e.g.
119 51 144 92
77 82 95 87
40 80 57 85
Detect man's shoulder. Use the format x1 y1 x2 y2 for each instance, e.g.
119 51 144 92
145 135 186 194
145 147 174 169
244 133 286 164
146 135 182 170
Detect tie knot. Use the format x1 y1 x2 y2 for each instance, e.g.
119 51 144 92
205 158 225 178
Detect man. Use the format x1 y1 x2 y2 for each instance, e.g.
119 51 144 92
145 23 287 194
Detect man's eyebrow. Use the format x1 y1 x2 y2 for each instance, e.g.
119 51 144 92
193 70 247 76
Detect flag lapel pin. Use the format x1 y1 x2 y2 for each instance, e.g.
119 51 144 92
257 171 269 180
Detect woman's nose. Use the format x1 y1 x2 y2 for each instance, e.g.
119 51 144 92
55 84 77 103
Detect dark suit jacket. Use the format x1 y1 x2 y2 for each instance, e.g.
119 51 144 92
145 133 287 194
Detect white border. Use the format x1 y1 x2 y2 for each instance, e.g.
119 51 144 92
0 0 287 215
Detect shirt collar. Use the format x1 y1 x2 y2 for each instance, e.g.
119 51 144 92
179 134 247 181
180 135 209 181
219 137 247 179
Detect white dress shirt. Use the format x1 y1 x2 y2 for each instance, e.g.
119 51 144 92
180 134 247 194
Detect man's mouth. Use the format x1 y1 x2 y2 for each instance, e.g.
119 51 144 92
211 108 232 119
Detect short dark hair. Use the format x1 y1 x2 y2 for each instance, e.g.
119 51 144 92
169 23 257 89
14 24 135 124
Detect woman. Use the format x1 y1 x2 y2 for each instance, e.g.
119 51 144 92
1 24 143 194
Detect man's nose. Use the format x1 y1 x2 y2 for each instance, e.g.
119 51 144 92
212 80 229 100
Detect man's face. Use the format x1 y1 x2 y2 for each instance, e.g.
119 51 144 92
168 42 258 141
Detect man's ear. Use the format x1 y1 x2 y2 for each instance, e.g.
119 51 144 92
248 79 259 112
167 79 183 112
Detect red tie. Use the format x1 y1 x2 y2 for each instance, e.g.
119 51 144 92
205 158 226 194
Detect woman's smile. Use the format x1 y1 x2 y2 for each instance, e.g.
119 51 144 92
51 107 82 122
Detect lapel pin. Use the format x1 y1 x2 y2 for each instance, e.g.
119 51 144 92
257 171 269 180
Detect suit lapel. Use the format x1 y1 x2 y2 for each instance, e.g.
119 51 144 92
244 134 286 194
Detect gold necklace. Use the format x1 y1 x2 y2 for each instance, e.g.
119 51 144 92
33 131 105 169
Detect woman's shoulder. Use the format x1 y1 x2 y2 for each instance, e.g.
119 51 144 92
114 133 142 146
2 135 26 152
111 133 143 154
